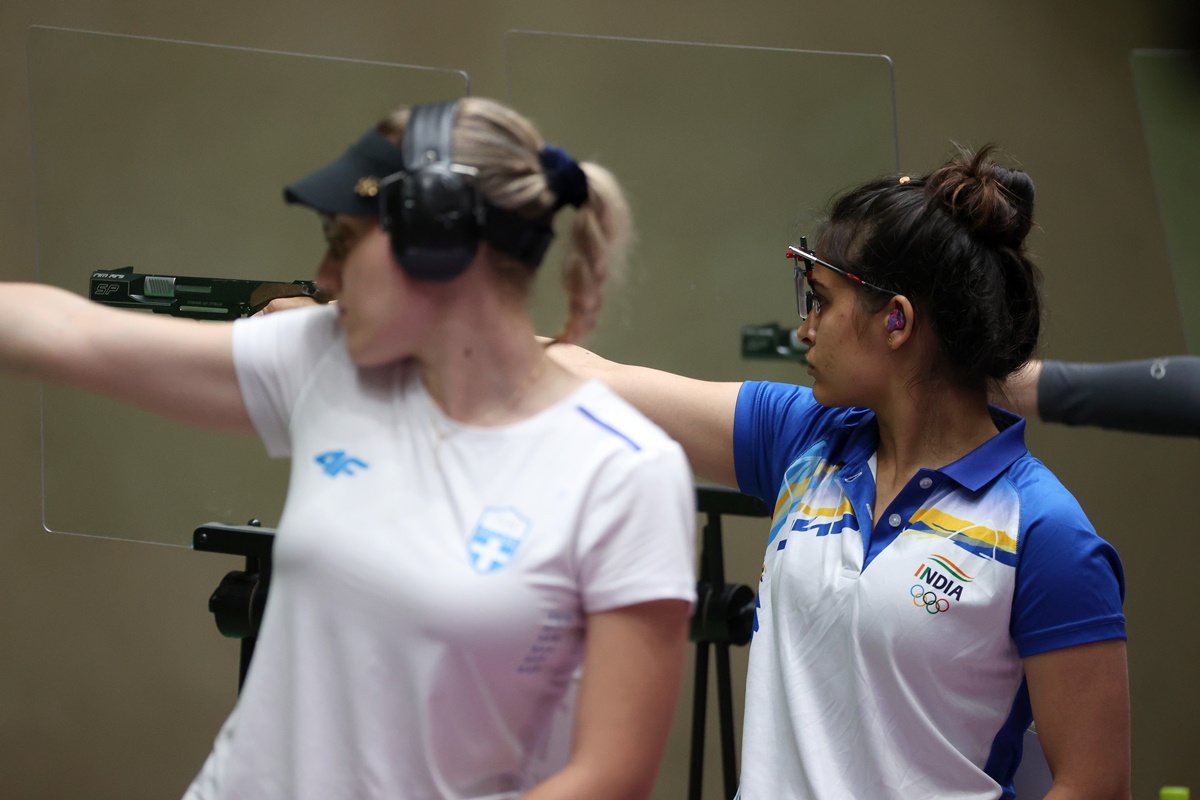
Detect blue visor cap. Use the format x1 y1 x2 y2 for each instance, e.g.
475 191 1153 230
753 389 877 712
283 128 405 217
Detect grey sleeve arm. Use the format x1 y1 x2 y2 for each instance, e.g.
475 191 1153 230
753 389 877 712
1038 356 1200 437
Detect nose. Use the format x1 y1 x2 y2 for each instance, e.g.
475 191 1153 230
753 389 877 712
797 313 816 347
315 251 342 297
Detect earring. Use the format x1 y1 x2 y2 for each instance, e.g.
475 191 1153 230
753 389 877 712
886 308 906 332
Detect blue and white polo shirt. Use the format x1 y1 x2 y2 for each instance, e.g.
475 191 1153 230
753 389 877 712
732 381 1125 800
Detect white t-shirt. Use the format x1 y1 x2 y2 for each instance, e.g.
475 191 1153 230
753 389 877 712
183 306 696 800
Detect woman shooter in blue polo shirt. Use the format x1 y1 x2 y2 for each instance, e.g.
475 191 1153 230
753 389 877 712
550 145 1130 800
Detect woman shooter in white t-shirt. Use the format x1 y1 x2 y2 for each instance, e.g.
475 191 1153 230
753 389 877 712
0 97 697 800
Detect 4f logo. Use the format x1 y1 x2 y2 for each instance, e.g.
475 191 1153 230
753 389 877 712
315 450 368 477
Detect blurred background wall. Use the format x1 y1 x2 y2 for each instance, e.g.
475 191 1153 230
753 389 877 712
0 1 1197 798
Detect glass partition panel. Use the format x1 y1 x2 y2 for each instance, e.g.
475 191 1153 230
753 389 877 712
1131 50 1200 353
504 32 898 378
28 27 468 543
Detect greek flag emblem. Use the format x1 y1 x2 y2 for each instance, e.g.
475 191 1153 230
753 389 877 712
468 507 531 574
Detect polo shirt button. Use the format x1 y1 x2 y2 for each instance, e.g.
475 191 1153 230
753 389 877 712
888 513 902 527
919 477 933 489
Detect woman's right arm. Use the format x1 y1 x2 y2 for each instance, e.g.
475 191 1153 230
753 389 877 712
0 283 254 433
1024 639 1131 800
522 598 692 800
545 341 742 486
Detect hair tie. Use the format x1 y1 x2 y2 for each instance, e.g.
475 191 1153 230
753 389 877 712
539 145 589 210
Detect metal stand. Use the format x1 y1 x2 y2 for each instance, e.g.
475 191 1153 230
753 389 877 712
689 487 768 800
193 520 276 690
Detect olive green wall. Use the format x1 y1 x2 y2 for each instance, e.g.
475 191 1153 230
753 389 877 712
0 2 1196 799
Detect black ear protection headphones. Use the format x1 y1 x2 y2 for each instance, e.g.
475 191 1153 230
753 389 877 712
284 99 565 278
378 100 484 282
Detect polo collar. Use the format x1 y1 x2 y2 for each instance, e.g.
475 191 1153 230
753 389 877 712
837 406 1029 493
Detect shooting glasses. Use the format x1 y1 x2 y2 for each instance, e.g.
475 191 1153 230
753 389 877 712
786 236 894 321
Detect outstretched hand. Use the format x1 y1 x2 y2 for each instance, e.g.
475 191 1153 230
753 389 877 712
255 296 326 316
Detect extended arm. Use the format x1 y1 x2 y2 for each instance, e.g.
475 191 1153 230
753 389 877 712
1024 639 1131 800
523 599 692 800
545 341 742 486
0 283 253 433
996 357 1200 437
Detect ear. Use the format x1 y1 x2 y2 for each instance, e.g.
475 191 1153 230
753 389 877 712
884 295 915 349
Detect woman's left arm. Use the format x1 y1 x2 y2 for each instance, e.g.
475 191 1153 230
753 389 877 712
523 599 692 800
1024 639 1131 800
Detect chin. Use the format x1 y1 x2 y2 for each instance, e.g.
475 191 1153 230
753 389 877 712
346 346 392 368
346 334 411 368
342 334 381 367
346 349 378 368
810 383 855 409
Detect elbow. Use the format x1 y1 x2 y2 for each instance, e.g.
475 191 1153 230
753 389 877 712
1047 774 1131 800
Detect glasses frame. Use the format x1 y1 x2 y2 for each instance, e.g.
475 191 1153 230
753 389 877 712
786 236 895 320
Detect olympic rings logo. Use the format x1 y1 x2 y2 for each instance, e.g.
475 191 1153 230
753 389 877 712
910 584 950 614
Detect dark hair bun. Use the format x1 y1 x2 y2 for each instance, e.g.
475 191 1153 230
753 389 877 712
925 144 1034 250
817 143 1043 388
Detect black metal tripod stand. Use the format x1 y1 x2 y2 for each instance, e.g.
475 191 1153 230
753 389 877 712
689 486 768 800
193 520 276 690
